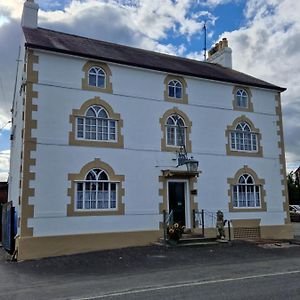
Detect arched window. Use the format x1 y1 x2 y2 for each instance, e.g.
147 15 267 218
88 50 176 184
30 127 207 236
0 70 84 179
230 121 257 152
88 67 106 88
166 114 186 147
168 80 182 99
236 89 248 108
76 168 117 211
233 174 260 208
76 105 116 141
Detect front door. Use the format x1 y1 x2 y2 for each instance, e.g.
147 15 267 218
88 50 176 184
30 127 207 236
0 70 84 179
168 182 186 226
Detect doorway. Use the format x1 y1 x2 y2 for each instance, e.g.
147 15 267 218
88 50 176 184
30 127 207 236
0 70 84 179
168 181 188 226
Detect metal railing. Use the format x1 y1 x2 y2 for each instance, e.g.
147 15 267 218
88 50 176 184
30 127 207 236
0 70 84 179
163 210 174 244
193 209 232 241
193 209 217 236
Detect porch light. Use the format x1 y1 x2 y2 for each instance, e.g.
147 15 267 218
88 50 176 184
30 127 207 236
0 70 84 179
177 146 199 172
185 157 199 172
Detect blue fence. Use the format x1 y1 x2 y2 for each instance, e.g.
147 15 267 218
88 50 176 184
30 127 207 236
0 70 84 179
2 202 16 254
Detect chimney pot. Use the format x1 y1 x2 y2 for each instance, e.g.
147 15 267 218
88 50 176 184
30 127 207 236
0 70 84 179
222 38 228 48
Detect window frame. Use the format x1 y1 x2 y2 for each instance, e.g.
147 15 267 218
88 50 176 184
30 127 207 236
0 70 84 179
165 114 187 147
67 158 125 217
75 169 119 212
232 174 261 209
227 166 266 212
160 108 192 153
88 67 106 89
82 61 113 94
164 75 188 104
236 89 248 108
168 80 183 99
225 115 263 157
76 105 117 142
230 121 258 153
232 86 253 112
69 97 124 149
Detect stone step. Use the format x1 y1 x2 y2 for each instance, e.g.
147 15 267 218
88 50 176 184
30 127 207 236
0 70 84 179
153 239 220 247
158 235 219 247
177 241 219 247
178 236 217 244
181 233 205 239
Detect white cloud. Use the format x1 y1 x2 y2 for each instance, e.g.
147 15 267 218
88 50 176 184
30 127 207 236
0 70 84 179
186 51 203 60
199 0 236 7
216 0 300 170
0 149 10 182
0 0 24 20
38 0 209 44
0 15 9 26
0 19 20 126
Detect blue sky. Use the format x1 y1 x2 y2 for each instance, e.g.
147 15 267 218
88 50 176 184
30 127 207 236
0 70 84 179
0 0 300 180
0 130 9 150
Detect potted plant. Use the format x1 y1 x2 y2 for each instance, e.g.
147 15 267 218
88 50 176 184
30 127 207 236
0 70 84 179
167 223 185 245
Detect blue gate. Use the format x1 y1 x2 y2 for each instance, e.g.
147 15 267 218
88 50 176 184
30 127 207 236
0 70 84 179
2 202 16 253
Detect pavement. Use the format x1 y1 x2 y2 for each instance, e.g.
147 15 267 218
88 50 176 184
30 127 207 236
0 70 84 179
0 238 300 299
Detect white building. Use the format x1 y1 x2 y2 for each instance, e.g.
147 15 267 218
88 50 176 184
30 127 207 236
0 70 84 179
9 1 292 260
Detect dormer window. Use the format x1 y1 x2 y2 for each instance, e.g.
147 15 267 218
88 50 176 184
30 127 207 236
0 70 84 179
88 67 106 88
168 80 182 99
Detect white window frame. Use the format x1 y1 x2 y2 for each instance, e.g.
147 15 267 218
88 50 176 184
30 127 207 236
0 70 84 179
232 174 261 209
236 89 248 108
88 67 106 88
166 115 186 147
76 105 118 142
230 122 258 152
75 169 119 212
168 80 183 99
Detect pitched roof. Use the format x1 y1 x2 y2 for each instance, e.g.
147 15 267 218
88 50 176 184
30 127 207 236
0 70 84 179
23 27 285 92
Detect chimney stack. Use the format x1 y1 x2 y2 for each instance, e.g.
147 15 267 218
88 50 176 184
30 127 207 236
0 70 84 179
207 38 232 68
21 0 39 28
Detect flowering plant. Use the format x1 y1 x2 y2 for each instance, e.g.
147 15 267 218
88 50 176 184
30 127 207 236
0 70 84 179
167 223 185 242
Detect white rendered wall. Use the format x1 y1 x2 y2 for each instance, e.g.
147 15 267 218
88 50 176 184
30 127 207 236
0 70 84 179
8 35 27 224
25 50 285 236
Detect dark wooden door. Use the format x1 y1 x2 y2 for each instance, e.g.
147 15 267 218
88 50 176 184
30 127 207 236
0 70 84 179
168 182 185 225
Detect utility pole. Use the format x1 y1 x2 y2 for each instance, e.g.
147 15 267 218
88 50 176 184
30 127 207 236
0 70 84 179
203 21 207 61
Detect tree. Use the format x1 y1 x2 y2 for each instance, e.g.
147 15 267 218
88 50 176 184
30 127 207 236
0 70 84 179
287 171 300 204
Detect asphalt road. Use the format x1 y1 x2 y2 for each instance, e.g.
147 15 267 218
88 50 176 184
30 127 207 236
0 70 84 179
0 240 300 299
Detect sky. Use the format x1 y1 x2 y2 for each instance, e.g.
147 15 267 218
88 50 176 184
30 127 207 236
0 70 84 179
0 0 299 181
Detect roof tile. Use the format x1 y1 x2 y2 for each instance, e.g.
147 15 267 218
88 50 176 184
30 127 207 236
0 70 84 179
23 27 285 92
